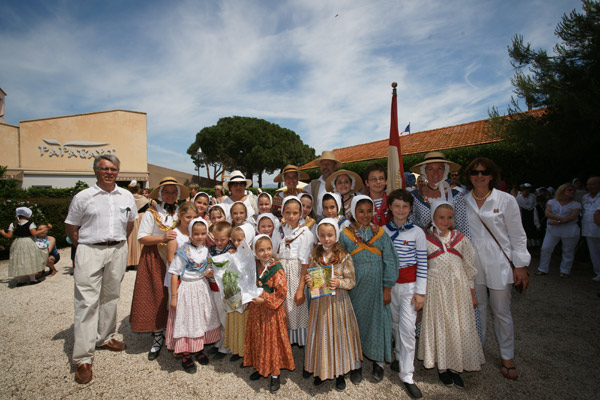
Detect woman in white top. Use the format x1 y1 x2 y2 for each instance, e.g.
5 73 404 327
464 158 530 381
536 183 581 278
130 177 189 361
221 170 258 221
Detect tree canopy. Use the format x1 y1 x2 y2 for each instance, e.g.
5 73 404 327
489 0 600 184
187 116 315 187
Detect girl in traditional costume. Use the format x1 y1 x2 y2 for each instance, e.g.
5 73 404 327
304 218 362 391
244 234 295 393
339 195 398 384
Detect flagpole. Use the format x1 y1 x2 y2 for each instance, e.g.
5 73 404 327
387 82 406 194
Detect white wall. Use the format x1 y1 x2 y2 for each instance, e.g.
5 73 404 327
23 174 96 188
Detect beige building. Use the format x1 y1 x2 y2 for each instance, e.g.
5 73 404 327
1 109 149 188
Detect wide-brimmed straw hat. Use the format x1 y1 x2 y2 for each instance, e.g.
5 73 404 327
409 152 461 173
223 170 252 191
314 150 342 170
274 165 310 183
149 176 189 200
325 169 364 193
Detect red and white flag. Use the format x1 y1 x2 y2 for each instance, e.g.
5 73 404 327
387 83 405 193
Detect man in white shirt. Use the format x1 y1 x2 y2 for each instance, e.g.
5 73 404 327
582 176 600 281
303 150 341 217
65 155 137 384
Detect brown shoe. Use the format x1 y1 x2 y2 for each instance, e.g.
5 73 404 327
75 363 92 384
96 338 126 352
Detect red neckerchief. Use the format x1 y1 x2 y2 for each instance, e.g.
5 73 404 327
367 191 392 226
426 230 465 260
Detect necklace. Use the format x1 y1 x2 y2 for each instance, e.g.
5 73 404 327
472 190 492 201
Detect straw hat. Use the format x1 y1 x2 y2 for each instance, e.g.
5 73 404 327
314 150 342 170
409 152 461 173
223 170 252 191
274 165 310 183
149 176 189 200
325 169 364 192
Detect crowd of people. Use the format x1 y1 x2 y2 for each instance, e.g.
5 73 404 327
2 152 599 397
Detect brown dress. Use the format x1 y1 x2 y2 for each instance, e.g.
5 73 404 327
243 261 295 377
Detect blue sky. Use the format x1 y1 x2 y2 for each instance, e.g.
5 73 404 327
0 0 582 185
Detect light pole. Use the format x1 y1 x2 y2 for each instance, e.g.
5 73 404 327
196 148 202 185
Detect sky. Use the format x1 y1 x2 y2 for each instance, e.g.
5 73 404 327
0 0 583 186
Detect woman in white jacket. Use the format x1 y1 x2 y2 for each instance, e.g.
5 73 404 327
464 158 530 381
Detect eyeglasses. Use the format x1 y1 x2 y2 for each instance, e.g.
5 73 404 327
230 182 246 187
99 167 118 172
368 177 386 182
469 169 492 176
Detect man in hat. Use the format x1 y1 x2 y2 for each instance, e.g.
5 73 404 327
273 165 310 217
65 155 137 384
303 150 341 217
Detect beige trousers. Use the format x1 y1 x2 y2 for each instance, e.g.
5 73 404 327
73 242 127 365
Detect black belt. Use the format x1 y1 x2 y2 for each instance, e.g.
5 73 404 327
90 240 124 247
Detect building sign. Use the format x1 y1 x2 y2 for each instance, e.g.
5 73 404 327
38 139 116 159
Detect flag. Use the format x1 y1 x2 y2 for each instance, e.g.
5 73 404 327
387 83 406 193
402 123 410 134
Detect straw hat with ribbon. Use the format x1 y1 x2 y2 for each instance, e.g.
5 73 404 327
409 151 461 174
149 176 189 200
325 169 364 193
314 150 342 170
274 165 310 183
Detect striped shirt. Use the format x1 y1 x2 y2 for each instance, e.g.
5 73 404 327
383 224 428 294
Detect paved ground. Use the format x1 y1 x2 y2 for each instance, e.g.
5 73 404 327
1 247 599 399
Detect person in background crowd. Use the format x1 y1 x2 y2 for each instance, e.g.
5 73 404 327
415 175 426 192
404 172 417 192
516 183 538 248
65 154 136 384
213 185 227 204
536 183 581 278
582 176 600 282
449 170 466 194
1 207 49 286
363 164 391 226
464 157 530 381
127 180 149 270
142 188 150 199
304 151 341 218
187 184 199 202
572 178 587 203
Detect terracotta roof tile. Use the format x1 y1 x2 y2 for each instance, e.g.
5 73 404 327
300 110 542 170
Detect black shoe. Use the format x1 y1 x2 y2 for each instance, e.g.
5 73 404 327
313 376 324 386
302 369 312 379
240 361 248 368
182 356 196 374
350 368 362 385
195 351 209 365
270 376 280 393
372 363 384 382
213 352 227 360
336 375 346 391
230 354 241 362
439 371 453 387
207 346 219 355
250 371 262 381
402 382 423 399
450 371 464 388
391 360 400 372
148 347 161 361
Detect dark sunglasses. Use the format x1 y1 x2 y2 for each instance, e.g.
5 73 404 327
469 169 492 176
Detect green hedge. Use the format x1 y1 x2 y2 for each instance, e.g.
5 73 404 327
0 198 72 259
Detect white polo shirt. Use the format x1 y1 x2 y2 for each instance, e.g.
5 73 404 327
582 193 600 238
65 184 137 244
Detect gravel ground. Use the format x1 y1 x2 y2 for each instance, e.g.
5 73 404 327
1 247 599 399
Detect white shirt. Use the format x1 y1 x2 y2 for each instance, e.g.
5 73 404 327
582 193 600 238
222 195 257 221
8 220 37 231
65 184 137 244
138 203 178 239
276 225 315 264
168 244 209 281
304 176 327 217
516 193 537 211
545 199 581 237
465 189 531 290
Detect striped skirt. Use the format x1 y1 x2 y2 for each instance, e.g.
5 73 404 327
304 289 363 380
225 308 249 356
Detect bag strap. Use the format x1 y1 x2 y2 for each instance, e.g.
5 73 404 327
475 213 514 271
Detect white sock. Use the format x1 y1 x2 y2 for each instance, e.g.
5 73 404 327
376 361 384 368
355 360 362 369
151 330 164 352
271 375 278 378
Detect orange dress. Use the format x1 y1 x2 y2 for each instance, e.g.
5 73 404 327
243 261 295 377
